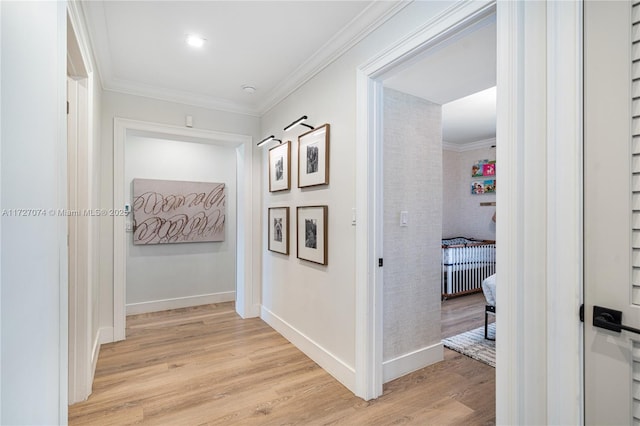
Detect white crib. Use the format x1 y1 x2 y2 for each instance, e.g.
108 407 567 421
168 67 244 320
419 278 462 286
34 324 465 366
441 237 496 299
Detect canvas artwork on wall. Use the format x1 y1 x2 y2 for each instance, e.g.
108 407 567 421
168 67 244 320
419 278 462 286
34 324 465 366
471 179 496 195
472 159 496 177
132 178 225 245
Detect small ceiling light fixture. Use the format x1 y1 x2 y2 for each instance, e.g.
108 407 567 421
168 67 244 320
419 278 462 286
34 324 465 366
283 115 315 132
186 34 205 48
257 135 282 148
241 84 257 94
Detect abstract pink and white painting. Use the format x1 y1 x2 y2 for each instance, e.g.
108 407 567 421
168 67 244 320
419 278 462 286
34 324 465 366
132 178 225 245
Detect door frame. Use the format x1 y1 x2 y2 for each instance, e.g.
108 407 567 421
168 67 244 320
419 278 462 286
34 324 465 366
67 1 98 404
355 0 583 423
112 119 257 341
355 0 498 400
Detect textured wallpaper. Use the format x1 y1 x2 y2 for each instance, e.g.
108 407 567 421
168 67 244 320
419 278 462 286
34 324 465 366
382 88 442 362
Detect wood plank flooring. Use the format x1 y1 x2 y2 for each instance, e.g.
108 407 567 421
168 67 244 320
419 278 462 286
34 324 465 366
441 292 493 339
69 300 494 425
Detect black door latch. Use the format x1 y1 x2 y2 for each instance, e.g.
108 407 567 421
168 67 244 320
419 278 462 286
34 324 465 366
593 305 640 335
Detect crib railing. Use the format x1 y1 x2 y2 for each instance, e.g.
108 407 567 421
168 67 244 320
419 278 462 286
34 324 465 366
441 243 496 298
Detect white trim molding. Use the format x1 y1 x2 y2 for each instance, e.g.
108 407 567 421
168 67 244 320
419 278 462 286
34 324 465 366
112 118 257 342
82 1 410 117
261 306 356 392
496 1 583 424
126 292 236 316
355 0 496 401
442 137 496 152
382 343 443 384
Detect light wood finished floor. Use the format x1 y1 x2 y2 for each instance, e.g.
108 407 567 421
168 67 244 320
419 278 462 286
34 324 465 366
69 300 494 425
441 292 494 339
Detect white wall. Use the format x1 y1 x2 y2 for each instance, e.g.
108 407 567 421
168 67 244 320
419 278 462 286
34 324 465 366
1 2 67 423
100 91 261 335
442 143 496 240
259 0 455 393
125 136 237 312
382 89 443 381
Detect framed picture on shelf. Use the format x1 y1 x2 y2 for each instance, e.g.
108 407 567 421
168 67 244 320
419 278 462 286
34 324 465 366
297 205 328 265
268 207 289 255
269 141 291 192
298 124 330 188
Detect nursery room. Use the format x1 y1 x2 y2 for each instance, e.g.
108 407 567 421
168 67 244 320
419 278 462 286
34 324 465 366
383 14 497 357
440 86 497 344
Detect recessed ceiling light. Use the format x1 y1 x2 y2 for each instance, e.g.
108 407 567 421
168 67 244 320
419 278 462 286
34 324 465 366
186 34 205 48
241 84 256 94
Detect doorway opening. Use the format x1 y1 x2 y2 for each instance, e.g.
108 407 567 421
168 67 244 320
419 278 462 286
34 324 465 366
382 13 497 343
354 0 497 402
112 119 256 341
123 133 238 316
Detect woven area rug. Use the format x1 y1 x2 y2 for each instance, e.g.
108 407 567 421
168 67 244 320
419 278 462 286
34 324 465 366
442 324 495 368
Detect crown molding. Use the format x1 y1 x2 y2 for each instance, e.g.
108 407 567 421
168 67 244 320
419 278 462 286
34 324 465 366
68 1 96 76
443 137 496 152
82 0 411 118
256 0 413 115
78 1 111 89
104 78 262 116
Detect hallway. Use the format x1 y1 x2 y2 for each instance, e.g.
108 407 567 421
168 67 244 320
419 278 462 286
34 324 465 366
69 302 495 425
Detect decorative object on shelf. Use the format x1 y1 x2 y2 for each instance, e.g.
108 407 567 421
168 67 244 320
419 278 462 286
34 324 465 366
297 205 328 265
298 124 330 188
471 159 496 177
132 178 225 245
471 179 496 195
268 207 290 255
269 141 291 192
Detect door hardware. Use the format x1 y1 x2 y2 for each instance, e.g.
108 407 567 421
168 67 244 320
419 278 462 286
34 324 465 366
593 305 640 335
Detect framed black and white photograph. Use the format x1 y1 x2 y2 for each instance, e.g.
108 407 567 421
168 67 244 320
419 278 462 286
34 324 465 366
269 141 290 192
298 124 330 188
297 205 328 265
268 207 289 255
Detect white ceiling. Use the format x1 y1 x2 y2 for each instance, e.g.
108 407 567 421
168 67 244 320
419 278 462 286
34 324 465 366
82 1 408 116
82 1 496 143
383 16 496 145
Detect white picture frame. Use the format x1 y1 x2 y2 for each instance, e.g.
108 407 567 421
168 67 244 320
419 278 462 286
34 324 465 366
298 124 330 188
297 205 328 265
269 141 291 192
268 207 289 255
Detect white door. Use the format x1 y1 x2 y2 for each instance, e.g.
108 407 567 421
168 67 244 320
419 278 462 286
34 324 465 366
585 1 640 424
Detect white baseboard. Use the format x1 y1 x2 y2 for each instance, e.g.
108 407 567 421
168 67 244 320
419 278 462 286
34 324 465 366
98 326 114 345
382 342 444 383
261 306 356 393
126 291 236 315
89 326 114 390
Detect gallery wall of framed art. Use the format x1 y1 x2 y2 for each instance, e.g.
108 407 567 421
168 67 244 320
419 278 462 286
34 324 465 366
265 123 331 266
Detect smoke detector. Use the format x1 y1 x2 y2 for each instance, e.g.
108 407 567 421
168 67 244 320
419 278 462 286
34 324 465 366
241 84 256 94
